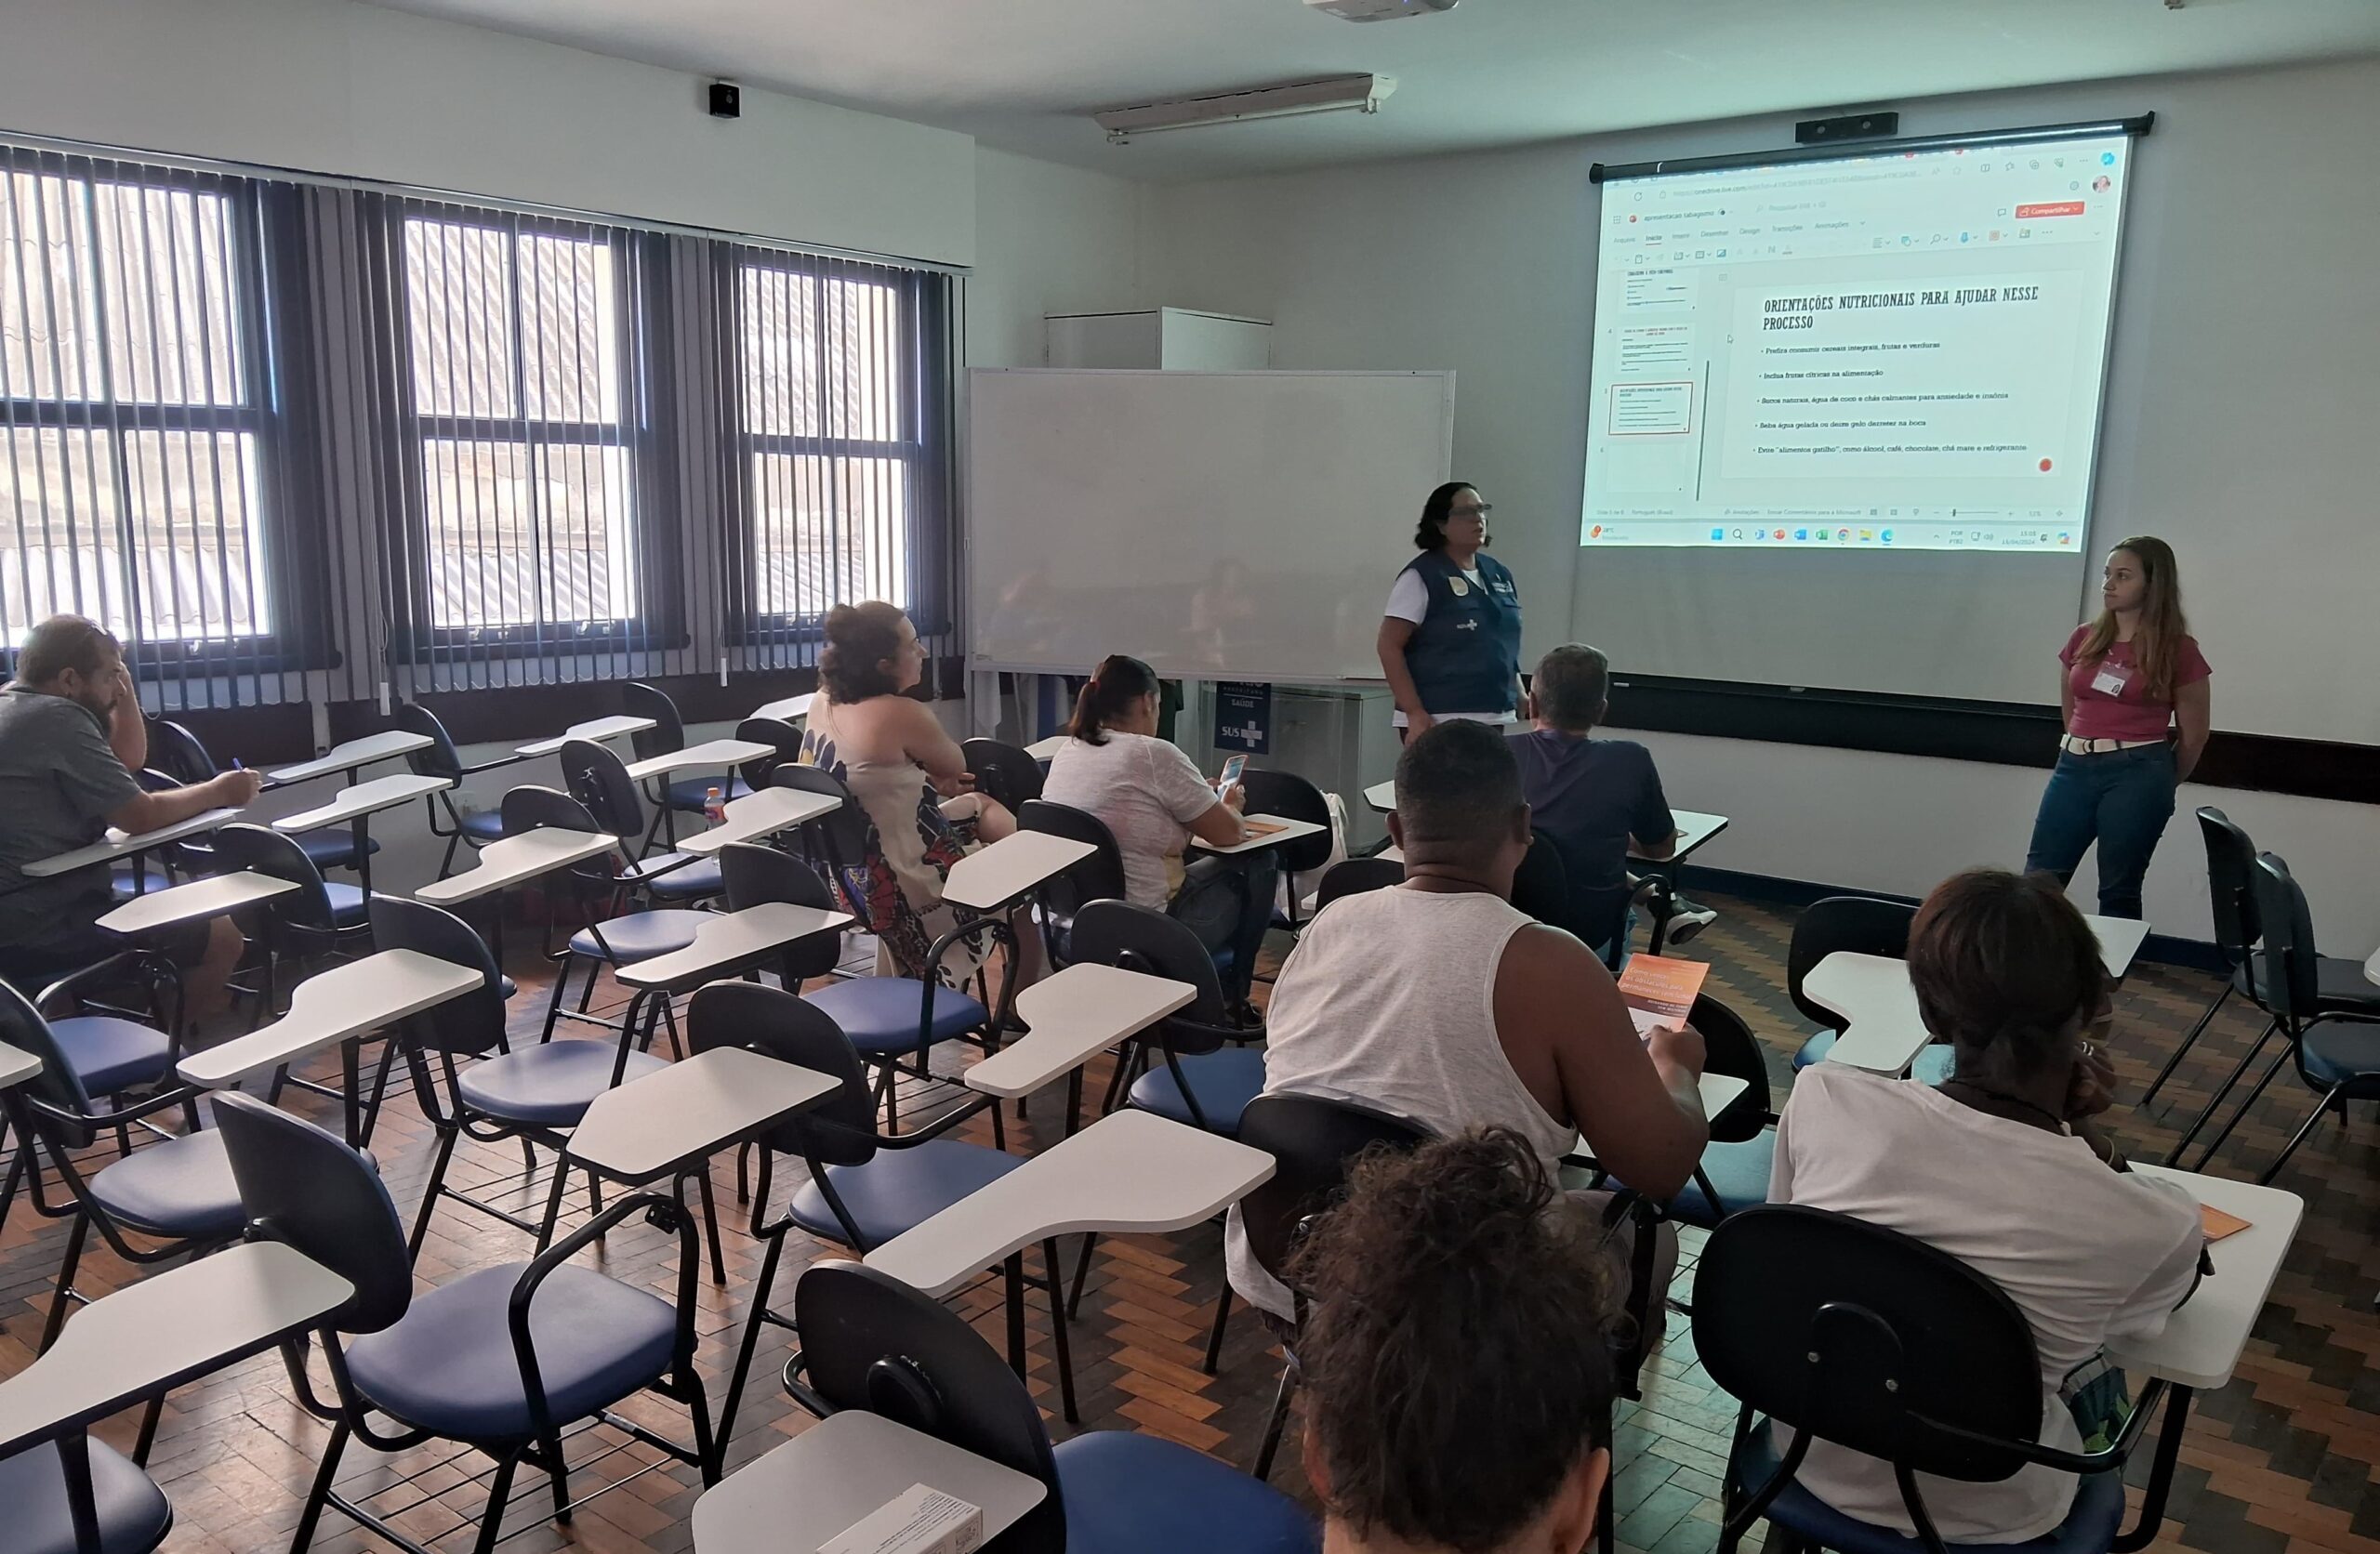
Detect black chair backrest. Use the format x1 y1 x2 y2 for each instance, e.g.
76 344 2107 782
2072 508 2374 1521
209 823 339 936
2249 852 2320 1025
499 785 621 892
1016 799 1129 927
2197 807 2261 966
1689 992 1772 1141
622 682 683 762
1236 1094 1429 1301
1316 854 1403 909
768 763 872 887
212 1090 415 1336
560 738 648 843
718 844 846 982
1509 829 1571 929
794 1261 1065 1553
1785 896 1917 1031
366 897 508 1058
1240 769 1335 876
0 977 98 1123
1693 1205 2045 1484
1068 899 1233 1044
960 738 1043 814
735 717 804 793
393 702 465 784
147 718 218 784
686 981 878 1164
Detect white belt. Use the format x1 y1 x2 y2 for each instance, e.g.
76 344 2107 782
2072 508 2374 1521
2061 735 2165 756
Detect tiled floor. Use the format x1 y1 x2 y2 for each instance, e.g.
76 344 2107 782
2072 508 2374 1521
5 890 2379 1554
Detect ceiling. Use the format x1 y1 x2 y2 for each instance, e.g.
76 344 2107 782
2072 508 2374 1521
368 0 2380 178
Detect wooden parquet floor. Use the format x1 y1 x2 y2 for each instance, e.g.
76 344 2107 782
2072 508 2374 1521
6 890 2380 1554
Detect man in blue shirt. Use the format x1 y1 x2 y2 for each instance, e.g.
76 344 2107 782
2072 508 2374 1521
1508 644 1714 954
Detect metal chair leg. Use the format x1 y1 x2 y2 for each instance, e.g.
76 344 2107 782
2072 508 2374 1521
2163 1017 2279 1165
2258 1086 2344 1185
1252 1359 1297 1481
1202 1283 1232 1376
1042 1238 1078 1426
2141 979 2233 1108
2188 1045 2293 1173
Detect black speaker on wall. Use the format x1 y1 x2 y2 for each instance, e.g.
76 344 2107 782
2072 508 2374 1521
1795 111 1897 145
708 81 741 120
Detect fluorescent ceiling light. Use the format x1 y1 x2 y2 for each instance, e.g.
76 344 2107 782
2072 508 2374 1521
1095 74 1397 144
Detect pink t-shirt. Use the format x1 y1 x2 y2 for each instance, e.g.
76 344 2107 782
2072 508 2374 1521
2060 626 2210 743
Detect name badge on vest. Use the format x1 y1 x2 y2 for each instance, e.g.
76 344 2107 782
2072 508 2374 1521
1448 575 1471 598
2090 660 2131 697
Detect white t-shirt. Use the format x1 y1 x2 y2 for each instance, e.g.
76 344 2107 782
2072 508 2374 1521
1041 731 1223 912
1768 1065 2204 1545
1382 567 1516 731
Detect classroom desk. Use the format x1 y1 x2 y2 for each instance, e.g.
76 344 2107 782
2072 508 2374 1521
2084 914 2152 980
614 902 853 994
415 828 619 905
867 1109 1275 1300
1362 779 1395 814
271 772 452 893
23 807 243 879
564 1046 840 1190
692 1408 1046 1554
964 963 1197 1132
96 871 298 938
177 949 482 1143
2362 945 2378 987
750 692 814 724
1565 1073 1752 1177
677 786 842 855
1191 813 1328 856
516 715 657 757
621 738 775 784
0 1041 42 1091
265 730 430 786
941 830 1094 915
1025 734 1068 762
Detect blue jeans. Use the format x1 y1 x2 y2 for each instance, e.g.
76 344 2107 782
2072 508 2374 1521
2023 744 2177 920
1171 851 1279 1006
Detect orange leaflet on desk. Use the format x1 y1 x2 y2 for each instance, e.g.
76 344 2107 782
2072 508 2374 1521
2200 1204 2252 1243
1617 954 1707 1040
1240 820 1287 837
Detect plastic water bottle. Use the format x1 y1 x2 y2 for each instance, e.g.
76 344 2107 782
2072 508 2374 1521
704 786 726 826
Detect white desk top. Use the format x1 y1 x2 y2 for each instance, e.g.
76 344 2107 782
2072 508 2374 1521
516 715 658 757
1192 812 1328 856
1362 779 1395 814
868 1110 1276 1298
416 828 620 905
566 1046 840 1184
178 948 483 1091
964 964 1197 1100
1805 953 1930 1075
0 1242 352 1451
678 786 842 855
692 1407 1047 1554
622 738 776 784
1566 1072 1752 1170
615 902 853 991
271 771 452 834
0 1041 43 1090
2110 1167 2302 1390
267 731 431 785
750 692 815 724
942 831 1095 914
2368 945 2380 988
98 871 298 936
2082 914 2151 979
1025 734 1069 762
23 806 243 877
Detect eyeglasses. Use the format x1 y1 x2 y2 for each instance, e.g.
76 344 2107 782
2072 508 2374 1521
1449 503 1494 518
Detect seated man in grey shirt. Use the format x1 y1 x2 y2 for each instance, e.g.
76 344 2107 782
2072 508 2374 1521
0 615 261 1011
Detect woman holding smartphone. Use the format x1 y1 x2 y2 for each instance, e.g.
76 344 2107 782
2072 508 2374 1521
2022 536 2211 920
1043 654 1276 1019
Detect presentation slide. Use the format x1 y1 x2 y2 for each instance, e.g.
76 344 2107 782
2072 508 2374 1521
1582 135 2133 554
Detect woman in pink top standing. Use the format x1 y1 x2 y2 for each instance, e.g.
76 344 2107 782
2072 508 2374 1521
2021 536 2212 918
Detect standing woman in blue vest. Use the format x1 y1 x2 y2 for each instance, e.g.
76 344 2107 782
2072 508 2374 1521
1378 481 1524 740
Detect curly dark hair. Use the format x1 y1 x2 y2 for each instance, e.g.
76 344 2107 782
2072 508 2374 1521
1289 1127 1617 1554
1413 480 1479 550
818 601 909 702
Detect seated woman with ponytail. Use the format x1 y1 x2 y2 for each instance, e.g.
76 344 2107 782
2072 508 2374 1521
1041 654 1278 1015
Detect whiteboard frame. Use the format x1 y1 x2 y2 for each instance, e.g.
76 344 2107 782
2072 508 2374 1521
962 367 1457 684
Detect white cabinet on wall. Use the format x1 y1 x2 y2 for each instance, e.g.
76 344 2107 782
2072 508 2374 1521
1044 308 1271 370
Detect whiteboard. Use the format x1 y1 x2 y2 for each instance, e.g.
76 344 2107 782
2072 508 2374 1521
966 369 1455 682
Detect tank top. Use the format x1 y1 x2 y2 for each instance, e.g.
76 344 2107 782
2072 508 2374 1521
800 694 946 914
1224 886 1576 1317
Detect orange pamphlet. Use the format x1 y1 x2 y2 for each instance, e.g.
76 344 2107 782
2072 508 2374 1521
1241 820 1287 838
2200 1204 2252 1243
1617 954 1707 1040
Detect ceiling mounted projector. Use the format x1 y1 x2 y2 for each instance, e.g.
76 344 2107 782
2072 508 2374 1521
1095 74 1398 143
1305 0 1458 20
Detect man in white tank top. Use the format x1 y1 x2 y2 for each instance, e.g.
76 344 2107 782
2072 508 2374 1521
1225 720 1710 1324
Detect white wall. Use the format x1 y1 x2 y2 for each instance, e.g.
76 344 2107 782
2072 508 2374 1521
1139 58 2380 949
968 147 1147 366
0 0 975 264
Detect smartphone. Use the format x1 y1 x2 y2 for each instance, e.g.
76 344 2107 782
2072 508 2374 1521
1214 753 1246 797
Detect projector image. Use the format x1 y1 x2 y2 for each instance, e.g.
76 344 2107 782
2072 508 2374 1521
1305 0 1459 20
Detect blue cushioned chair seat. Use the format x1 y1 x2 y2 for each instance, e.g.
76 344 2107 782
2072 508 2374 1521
2239 956 2380 1016
460 808 507 842
86 1130 245 1241
1668 1132 1777 1229
801 978 987 1057
324 881 369 930
1210 945 1236 974
787 1138 1027 1249
346 1263 676 1441
2300 1021 2380 1088
567 910 713 965
298 830 379 872
1733 1418 2124 1554
1053 1429 1318 1554
665 775 751 811
107 866 174 904
1793 1030 1955 1086
1128 1047 1266 1137
0 1436 173 1554
630 852 724 902
50 1016 172 1096
457 1043 670 1127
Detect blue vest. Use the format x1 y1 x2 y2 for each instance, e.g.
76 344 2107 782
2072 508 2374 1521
1399 549 1523 715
